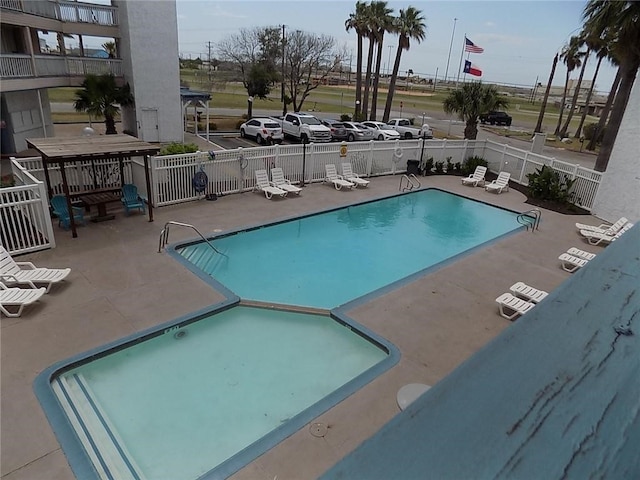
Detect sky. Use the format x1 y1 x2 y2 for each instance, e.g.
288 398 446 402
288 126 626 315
175 0 618 95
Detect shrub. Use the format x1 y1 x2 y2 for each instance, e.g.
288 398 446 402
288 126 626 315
421 157 434 175
445 157 454 174
526 165 575 203
454 162 462 173
235 119 245 129
461 156 488 176
434 161 444 174
340 113 352 122
198 122 218 131
583 122 605 143
159 142 199 156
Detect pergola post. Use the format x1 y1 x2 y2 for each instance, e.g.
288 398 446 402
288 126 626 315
59 162 77 238
144 154 154 222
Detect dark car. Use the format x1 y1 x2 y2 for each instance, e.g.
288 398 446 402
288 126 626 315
319 119 348 142
479 111 512 126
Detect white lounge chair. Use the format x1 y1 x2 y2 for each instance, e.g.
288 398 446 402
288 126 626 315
579 222 633 246
566 247 597 261
0 246 71 293
485 171 511 194
253 169 287 200
270 168 302 195
0 282 47 317
341 162 370 188
575 216 628 235
324 164 355 190
495 292 535 321
461 166 487 187
558 253 589 273
509 282 548 304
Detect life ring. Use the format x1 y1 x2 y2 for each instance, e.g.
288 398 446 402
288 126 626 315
192 168 208 193
393 146 403 163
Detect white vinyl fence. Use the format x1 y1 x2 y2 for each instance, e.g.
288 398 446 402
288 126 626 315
2 158 55 255
149 138 602 210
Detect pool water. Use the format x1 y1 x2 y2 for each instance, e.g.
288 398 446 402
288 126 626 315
177 189 520 308
50 307 389 480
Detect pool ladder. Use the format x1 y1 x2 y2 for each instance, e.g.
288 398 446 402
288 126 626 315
399 174 421 192
158 221 227 256
517 209 542 232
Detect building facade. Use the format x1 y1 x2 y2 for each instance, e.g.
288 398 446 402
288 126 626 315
0 0 182 153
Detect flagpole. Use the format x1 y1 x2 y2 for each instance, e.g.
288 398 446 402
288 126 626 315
455 33 466 87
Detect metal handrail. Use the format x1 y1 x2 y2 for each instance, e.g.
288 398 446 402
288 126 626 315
517 209 542 232
158 221 227 256
399 174 421 192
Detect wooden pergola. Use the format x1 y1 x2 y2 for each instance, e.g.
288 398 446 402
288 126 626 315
26 134 160 238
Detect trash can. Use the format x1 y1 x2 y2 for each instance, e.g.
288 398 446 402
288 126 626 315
406 159 420 175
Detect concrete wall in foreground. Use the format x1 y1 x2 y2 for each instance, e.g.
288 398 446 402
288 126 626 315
116 0 182 143
591 76 640 223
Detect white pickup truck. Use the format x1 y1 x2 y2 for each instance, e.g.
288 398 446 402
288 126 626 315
387 118 433 139
279 113 332 143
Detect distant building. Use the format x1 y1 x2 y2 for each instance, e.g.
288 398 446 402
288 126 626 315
1 0 182 152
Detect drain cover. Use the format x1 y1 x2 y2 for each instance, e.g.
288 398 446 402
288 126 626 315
309 423 327 437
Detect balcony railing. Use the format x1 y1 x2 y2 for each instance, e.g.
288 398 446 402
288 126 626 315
0 0 118 26
1 54 123 79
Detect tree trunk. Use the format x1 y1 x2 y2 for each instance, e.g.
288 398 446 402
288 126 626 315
355 35 363 120
554 70 571 137
247 99 253 119
383 45 403 122
575 55 602 139
594 58 639 171
464 120 478 140
369 35 384 121
105 115 117 135
534 53 558 134
559 50 589 138
587 68 621 151
361 37 375 121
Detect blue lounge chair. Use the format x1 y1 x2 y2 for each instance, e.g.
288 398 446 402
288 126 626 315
121 184 146 216
51 195 85 230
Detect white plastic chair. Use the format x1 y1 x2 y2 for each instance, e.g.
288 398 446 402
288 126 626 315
254 169 287 199
341 163 370 188
0 246 71 293
324 164 355 190
461 166 487 187
485 171 511 194
270 168 302 195
0 282 47 317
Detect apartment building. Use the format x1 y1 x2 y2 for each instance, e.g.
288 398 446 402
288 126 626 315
0 0 182 154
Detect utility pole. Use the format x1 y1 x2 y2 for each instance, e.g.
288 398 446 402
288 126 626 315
444 18 457 83
207 41 212 86
281 24 286 116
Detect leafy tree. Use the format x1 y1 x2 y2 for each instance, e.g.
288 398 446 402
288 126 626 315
383 7 426 122
583 0 640 171
345 1 369 120
217 26 281 117
442 82 509 140
73 74 134 135
367 1 394 120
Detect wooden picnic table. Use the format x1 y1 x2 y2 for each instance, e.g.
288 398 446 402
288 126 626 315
80 192 122 222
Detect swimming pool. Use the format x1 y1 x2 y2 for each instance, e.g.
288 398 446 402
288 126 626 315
37 305 395 479
175 189 521 308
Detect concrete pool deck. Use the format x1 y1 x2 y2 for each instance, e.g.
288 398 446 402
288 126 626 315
1 174 601 479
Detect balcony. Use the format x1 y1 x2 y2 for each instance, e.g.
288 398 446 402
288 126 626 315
0 0 118 27
1 54 123 90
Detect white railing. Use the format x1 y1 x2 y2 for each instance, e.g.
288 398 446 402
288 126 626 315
10 139 603 221
0 0 118 26
0 54 33 78
1 54 123 79
1 159 55 255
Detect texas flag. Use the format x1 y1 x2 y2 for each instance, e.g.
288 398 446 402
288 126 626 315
464 60 482 77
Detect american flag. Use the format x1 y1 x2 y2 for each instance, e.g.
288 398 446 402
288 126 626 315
465 37 484 54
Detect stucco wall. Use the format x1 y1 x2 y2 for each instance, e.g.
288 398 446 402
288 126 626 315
591 76 640 223
2 90 53 152
116 0 182 143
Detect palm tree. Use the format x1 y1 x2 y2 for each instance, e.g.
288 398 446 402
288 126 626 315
361 2 377 120
586 67 620 151
533 52 559 133
574 31 611 139
368 1 394 120
382 7 426 122
559 37 589 138
345 2 369 120
583 0 640 171
554 36 582 137
73 74 134 134
442 81 509 140
102 41 116 58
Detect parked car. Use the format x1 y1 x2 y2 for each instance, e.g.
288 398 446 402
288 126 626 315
419 123 434 139
479 111 512 126
239 118 284 144
342 121 374 142
319 119 349 142
362 121 401 141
